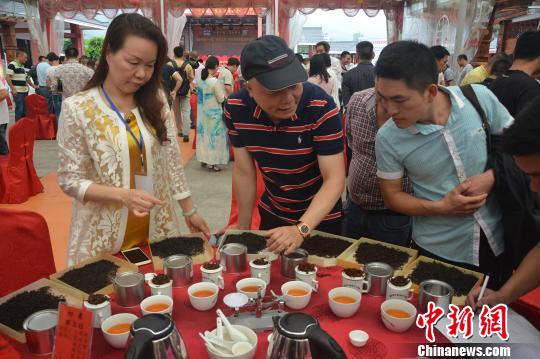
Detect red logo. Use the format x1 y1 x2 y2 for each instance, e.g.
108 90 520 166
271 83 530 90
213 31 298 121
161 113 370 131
446 304 474 339
478 304 509 341
416 302 445 343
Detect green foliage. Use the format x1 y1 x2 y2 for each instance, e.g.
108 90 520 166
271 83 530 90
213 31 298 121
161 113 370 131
63 39 72 52
84 36 104 61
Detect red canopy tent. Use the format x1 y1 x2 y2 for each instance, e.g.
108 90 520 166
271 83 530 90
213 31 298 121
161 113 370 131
38 0 405 46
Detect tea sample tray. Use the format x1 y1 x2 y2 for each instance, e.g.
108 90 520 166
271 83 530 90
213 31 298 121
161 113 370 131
50 253 137 300
0 278 82 343
400 256 484 306
218 229 277 262
300 231 356 267
336 237 418 272
149 233 213 271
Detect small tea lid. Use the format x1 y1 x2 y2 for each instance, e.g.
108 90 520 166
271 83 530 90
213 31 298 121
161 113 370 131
221 243 247 256
115 271 144 287
365 262 394 277
164 255 192 269
131 314 174 340
276 313 318 339
23 309 58 331
283 248 308 259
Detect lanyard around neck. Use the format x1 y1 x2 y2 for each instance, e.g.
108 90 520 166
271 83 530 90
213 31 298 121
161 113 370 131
101 84 145 168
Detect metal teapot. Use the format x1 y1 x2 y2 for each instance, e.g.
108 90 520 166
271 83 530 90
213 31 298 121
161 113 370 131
124 314 188 359
267 313 346 359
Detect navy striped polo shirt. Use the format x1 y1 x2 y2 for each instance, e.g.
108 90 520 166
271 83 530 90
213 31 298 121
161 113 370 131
224 82 343 225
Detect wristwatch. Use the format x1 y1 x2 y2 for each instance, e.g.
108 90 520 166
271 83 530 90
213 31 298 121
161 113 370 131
295 221 311 239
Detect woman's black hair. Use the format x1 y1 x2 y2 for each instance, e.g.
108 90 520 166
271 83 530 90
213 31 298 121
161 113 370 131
84 13 169 144
201 56 219 81
309 54 330 83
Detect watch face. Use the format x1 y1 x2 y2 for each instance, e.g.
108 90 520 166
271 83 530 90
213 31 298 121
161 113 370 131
300 224 309 234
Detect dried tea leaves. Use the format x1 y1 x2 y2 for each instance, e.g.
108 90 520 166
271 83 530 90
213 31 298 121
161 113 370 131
0 287 65 331
354 243 410 270
151 274 171 285
150 236 205 258
87 294 109 305
58 259 119 294
202 261 221 270
343 268 365 278
410 261 479 296
223 232 267 253
389 275 411 287
298 263 316 273
300 235 351 258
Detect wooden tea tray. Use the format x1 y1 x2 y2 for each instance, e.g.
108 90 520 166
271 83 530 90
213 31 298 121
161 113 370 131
149 233 213 271
336 237 418 271
218 229 277 262
50 253 137 300
301 230 357 267
400 256 484 306
0 278 82 343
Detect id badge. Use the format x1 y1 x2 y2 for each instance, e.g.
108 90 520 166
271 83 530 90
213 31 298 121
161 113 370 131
135 174 154 196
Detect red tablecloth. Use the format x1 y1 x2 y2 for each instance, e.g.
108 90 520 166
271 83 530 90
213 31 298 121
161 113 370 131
11 247 449 358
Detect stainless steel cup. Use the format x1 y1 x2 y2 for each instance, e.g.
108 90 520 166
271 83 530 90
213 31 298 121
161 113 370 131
365 262 394 296
280 249 308 278
418 279 454 313
219 243 247 273
164 255 193 287
113 271 145 307
23 309 58 355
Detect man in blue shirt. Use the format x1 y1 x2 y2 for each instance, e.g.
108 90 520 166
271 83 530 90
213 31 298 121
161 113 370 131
224 36 345 255
374 41 513 289
36 53 52 109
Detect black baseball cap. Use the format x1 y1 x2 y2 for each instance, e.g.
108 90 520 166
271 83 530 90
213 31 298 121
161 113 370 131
241 35 307 91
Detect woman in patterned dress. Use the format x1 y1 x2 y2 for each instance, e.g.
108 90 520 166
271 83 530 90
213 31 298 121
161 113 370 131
196 56 229 172
57 13 210 265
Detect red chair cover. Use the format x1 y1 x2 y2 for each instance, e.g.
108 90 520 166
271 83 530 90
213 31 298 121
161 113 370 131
24 94 56 140
0 209 55 297
0 118 43 203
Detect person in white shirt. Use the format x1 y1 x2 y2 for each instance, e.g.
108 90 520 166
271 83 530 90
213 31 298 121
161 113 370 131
457 54 474 85
0 81 9 155
315 41 340 79
218 57 239 98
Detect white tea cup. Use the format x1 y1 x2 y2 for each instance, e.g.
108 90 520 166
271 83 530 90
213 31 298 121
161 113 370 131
83 296 111 328
101 313 138 349
201 263 225 289
236 277 267 299
386 277 414 301
342 270 370 293
281 281 312 310
147 274 173 298
188 282 219 311
249 259 271 284
295 264 319 292
140 294 173 316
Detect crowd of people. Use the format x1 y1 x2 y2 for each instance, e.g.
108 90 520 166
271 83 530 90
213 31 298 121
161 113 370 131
1 12 539 312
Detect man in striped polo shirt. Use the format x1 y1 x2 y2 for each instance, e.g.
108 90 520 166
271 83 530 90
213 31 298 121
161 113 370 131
224 35 345 255
6 50 36 120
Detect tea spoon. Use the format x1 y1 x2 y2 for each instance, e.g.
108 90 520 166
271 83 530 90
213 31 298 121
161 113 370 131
216 309 248 342
199 333 231 355
216 317 224 341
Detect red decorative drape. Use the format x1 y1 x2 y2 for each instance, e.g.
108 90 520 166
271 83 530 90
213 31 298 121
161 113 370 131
39 1 403 19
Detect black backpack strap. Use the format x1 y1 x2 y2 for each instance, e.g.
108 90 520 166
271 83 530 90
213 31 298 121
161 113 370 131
460 84 492 154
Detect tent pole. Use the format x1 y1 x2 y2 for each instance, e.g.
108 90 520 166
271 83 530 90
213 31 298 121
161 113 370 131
274 0 279 36
160 0 165 34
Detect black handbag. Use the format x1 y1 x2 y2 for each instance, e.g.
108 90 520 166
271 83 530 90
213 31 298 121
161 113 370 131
461 84 540 268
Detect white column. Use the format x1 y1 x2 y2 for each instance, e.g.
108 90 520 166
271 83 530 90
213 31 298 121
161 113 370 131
452 0 469 73
274 0 279 36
